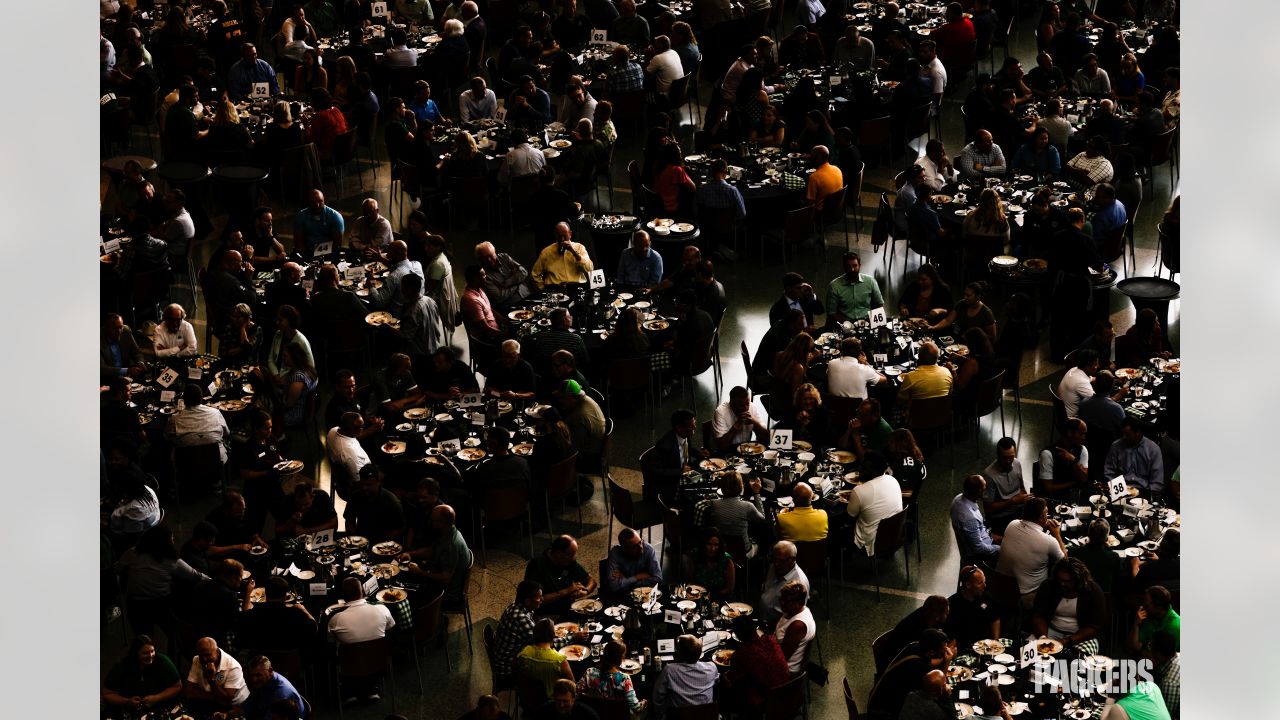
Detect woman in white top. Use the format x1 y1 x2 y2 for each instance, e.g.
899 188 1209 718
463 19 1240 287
774 580 816 674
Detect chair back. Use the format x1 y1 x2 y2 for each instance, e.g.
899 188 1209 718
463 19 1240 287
793 539 829 579
763 672 807 720
722 535 750 567
607 355 652 396
846 162 866 211
857 114 893 147
1098 226 1126 264
872 509 908 560
1147 126 1176 167
660 495 682 553
467 332 500 370
972 369 1006 419
387 65 424 100
986 569 1022 612
843 676 862 720
820 186 848 226
870 629 900 675
608 476 636 526
1048 382 1068 432
579 695 632 720
337 637 391 678
668 74 692 108
173 443 223 490
130 268 174 322
610 89 647 132
413 590 446 645
546 452 580 499
641 185 664 219
448 175 491 213
516 670 548 713
483 483 531 523
905 102 932 142
783 204 817 247
329 128 358 165
826 395 861 437
701 420 713 451
1157 222 1179 274
671 702 721 720
908 394 953 432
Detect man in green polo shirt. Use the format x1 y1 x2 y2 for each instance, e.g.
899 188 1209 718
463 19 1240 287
825 251 885 326
524 533 598 614
1129 585 1180 655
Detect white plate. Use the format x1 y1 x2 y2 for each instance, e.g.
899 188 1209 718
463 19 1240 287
1009 701 1029 715
1124 547 1143 557
604 605 628 619
994 653 1015 664
997 674 1015 685
676 600 697 610
541 148 560 159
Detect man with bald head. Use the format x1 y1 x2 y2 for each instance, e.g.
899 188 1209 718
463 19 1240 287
531 222 594 288
898 669 953 720
950 474 1001 566
207 250 257 324
957 129 1006 179
350 197 393 254
482 339 538 400
402 504 474 604
805 145 843 211
328 576 396 702
776 482 829 542
368 239 425 317
264 261 309 324
475 241 530 310
293 188 344 256
604 527 662 594
616 230 663 288
183 637 249 713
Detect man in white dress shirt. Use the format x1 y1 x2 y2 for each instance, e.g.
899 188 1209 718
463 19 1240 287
327 412 373 500
711 386 769 451
827 337 886 400
498 130 546 186
1058 348 1099 417
646 35 683 94
459 77 498 121
760 540 809 622
165 385 231 464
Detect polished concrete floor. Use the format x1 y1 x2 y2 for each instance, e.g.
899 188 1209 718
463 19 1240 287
101 9 1179 718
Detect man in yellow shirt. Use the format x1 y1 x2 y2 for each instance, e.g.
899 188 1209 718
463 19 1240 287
776 482 829 542
530 221 594 288
805 145 843 211
897 341 954 423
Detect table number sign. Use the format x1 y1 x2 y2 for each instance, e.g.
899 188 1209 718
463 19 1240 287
460 391 482 407
868 307 888 328
494 106 508 124
590 269 606 289
252 82 271 99
313 241 334 258
371 1 389 17
1020 640 1038 669
156 367 180 388
591 29 608 44
769 428 793 450
311 528 336 548
1107 475 1128 502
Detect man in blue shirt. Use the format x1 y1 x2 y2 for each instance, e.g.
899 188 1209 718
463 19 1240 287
950 474 1001 566
293 189 344 256
605 45 644 95
240 655 307 718
694 159 746 220
1089 182 1126 241
226 43 279 100
616 230 663 288
406 79 443 126
1010 126 1062 178
604 527 663 593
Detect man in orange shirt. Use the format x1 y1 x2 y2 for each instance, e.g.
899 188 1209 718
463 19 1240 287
805 145 843 210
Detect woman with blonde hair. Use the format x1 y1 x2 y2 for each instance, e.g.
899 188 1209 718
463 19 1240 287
441 129 487 178
962 187 1011 257
1113 52 1145 104
207 98 253 154
329 55 357 109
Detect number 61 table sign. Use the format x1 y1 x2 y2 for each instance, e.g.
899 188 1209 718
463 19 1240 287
770 428 793 451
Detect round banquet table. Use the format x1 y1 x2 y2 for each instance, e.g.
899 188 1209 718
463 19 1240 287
587 215 643 278
102 154 158 177
1115 277 1180 329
